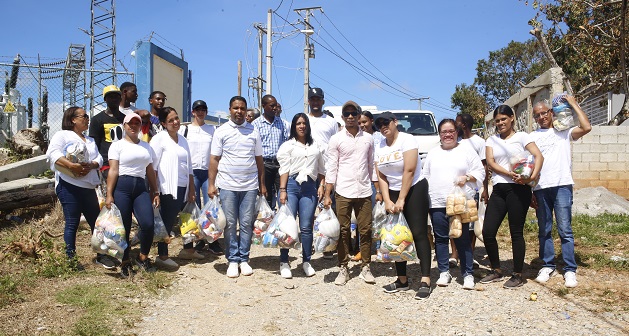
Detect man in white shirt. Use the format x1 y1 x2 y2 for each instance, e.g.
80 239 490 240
307 88 338 145
530 96 591 288
324 101 377 286
119 82 138 115
208 96 267 278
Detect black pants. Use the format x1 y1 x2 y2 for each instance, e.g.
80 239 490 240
264 160 280 210
391 178 431 277
482 183 532 273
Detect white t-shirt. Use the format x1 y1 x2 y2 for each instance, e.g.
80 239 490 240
486 132 533 185
459 134 486 160
308 114 338 146
420 144 485 208
529 127 575 190
46 130 102 189
180 124 215 170
211 120 263 191
375 133 422 191
120 105 138 115
108 139 155 178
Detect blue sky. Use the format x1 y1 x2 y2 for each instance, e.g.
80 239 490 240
3 0 541 123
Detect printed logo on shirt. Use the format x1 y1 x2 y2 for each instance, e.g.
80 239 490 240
104 123 124 142
378 150 403 165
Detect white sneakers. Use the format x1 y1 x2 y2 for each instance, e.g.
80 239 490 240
303 262 316 277
280 262 292 279
535 267 556 283
358 265 376 284
564 271 578 288
240 262 253 276
462 275 475 290
226 262 239 278
436 271 452 287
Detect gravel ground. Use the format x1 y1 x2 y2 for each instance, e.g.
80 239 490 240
134 243 627 336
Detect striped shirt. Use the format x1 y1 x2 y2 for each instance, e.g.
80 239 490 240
252 115 289 159
211 120 263 191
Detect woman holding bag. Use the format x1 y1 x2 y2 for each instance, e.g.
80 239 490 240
276 113 326 278
420 118 485 291
150 106 201 271
374 112 432 300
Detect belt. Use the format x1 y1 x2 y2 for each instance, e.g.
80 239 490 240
263 157 279 164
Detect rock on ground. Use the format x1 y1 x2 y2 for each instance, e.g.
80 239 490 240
573 187 629 217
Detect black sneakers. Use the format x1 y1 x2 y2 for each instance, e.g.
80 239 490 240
383 279 410 293
479 270 505 284
134 257 156 273
120 263 136 279
94 254 119 270
207 241 224 255
503 273 524 289
415 282 432 300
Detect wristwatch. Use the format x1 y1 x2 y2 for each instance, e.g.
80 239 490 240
466 175 471 182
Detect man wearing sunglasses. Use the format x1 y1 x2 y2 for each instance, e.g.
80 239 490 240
324 100 378 286
529 95 591 288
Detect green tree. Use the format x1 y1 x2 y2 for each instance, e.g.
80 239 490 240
451 83 488 127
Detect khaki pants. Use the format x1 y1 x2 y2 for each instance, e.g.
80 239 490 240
335 193 372 267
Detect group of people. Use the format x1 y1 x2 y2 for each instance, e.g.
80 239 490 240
47 83 591 298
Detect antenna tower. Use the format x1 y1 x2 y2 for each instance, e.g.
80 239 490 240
88 0 117 114
63 44 87 109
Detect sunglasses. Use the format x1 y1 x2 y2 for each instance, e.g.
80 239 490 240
376 119 392 129
74 114 89 120
342 111 358 117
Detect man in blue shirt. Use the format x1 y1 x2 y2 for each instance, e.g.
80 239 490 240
252 94 289 210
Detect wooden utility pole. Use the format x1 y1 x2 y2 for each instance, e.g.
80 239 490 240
237 60 242 96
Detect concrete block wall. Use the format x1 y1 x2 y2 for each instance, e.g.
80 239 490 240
572 125 629 199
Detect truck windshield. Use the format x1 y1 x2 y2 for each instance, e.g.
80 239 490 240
391 113 438 135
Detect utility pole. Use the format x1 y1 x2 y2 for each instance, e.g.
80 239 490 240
411 97 430 110
266 9 272 95
254 23 266 109
237 60 242 96
294 6 321 114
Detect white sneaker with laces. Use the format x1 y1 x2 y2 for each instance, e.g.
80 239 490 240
462 274 475 290
564 271 577 288
436 271 452 287
279 262 292 279
240 262 254 276
303 262 316 277
535 267 556 283
226 262 239 278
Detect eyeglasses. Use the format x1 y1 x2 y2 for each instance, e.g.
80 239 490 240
74 114 89 120
342 111 358 117
376 119 392 129
533 109 552 119
439 129 457 135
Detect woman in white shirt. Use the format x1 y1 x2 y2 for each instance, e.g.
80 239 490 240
420 118 485 291
374 112 432 300
276 113 326 278
106 113 160 277
151 107 200 270
480 105 543 289
46 106 103 270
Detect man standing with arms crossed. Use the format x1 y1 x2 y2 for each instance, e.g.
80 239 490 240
530 95 591 288
324 101 377 286
252 95 289 210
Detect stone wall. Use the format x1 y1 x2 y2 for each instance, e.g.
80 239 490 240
572 125 629 199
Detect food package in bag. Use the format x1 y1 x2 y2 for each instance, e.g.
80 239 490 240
179 202 203 245
91 204 127 260
200 197 225 243
371 201 387 239
510 151 534 179
376 212 417 262
552 92 575 131
449 215 462 238
475 201 486 242
446 186 467 216
153 207 171 243
54 141 89 177
313 207 340 253
254 196 275 231
262 204 300 249
252 227 263 245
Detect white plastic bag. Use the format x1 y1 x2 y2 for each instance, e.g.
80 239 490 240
552 92 574 131
254 196 275 231
262 204 299 249
475 200 486 242
313 207 340 253
91 204 127 260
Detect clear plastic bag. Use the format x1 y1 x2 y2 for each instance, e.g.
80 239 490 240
449 215 463 238
262 204 300 249
510 151 538 187
371 201 387 239
153 208 170 243
254 196 275 231
552 92 574 131
179 202 203 245
200 197 225 243
446 186 468 216
376 212 417 262
313 207 340 253
475 201 486 242
91 204 127 260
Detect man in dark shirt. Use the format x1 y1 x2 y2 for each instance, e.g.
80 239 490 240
88 85 125 178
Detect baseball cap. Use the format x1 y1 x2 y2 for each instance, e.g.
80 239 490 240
308 88 324 99
341 100 362 113
123 112 142 124
102 85 121 100
192 100 208 110
374 111 396 127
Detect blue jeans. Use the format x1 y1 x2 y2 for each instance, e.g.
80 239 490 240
56 178 100 258
220 189 258 263
193 169 209 208
113 176 155 261
159 186 187 257
279 176 317 263
534 185 577 272
430 208 473 277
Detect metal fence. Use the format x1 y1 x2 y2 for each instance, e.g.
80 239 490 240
0 56 133 144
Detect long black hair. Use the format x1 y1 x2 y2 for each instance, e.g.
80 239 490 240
493 105 514 119
361 110 377 132
289 113 314 145
158 106 177 124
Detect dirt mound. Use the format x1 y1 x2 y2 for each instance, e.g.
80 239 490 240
573 186 629 216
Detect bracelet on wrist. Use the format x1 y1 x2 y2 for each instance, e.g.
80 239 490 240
376 190 381 194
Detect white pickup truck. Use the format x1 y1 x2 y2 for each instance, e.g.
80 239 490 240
371 110 440 159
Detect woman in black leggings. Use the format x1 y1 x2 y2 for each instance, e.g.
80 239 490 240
481 105 543 288
373 112 432 300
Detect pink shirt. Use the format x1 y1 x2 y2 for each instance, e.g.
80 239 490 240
325 128 377 199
